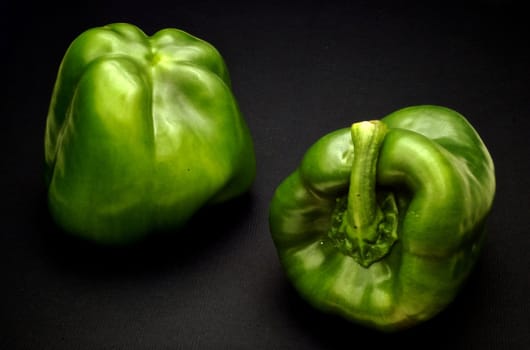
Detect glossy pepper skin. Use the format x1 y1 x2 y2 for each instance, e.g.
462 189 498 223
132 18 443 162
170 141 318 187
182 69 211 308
269 105 495 332
44 23 255 244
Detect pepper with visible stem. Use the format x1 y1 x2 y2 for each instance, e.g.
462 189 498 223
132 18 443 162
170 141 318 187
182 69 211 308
269 105 495 331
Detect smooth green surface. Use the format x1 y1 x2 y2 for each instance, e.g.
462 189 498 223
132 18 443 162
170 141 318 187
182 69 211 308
44 23 255 244
269 105 495 331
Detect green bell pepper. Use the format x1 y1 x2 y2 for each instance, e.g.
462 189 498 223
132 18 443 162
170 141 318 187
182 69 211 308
269 105 495 331
44 23 255 244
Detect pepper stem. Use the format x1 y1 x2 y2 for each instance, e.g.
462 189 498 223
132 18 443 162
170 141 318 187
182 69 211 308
328 120 399 267
347 121 387 243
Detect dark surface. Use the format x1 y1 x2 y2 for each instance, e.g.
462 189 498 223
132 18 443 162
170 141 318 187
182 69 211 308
2 1 529 349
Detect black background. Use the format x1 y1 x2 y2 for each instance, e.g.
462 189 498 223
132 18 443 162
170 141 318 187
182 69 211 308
2 1 529 349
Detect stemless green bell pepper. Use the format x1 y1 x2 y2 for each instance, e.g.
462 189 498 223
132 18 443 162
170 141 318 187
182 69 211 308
269 105 495 332
44 23 255 244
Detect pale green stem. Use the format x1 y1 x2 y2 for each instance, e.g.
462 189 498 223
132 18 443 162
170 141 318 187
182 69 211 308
346 120 388 244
